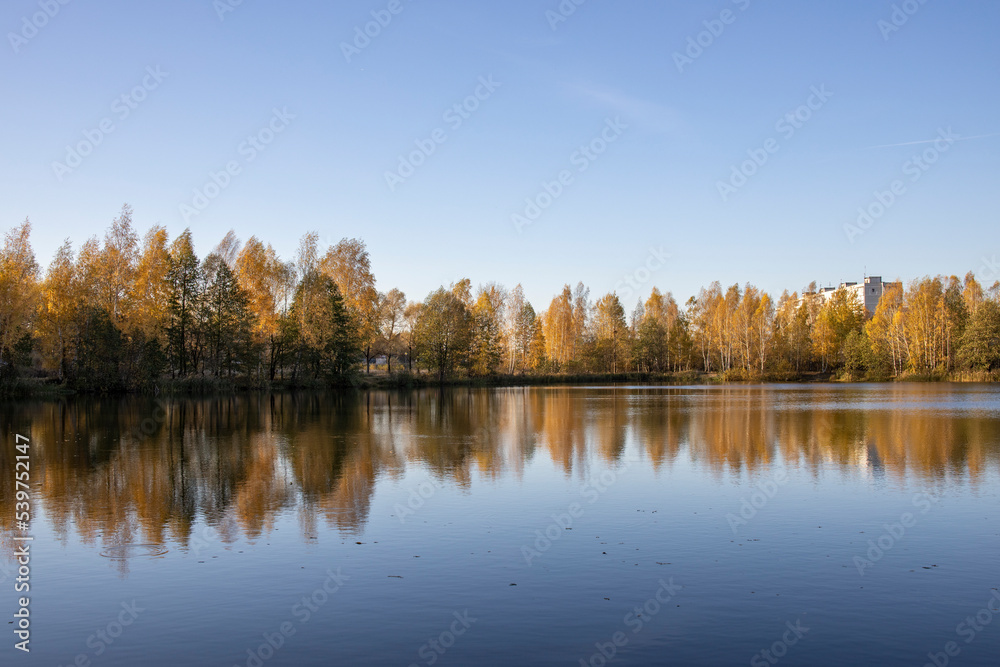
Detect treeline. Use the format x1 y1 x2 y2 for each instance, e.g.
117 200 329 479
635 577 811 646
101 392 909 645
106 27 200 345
1 206 999 392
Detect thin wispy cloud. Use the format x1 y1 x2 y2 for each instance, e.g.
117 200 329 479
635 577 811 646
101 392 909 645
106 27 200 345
864 132 1000 150
565 82 682 135
488 49 682 135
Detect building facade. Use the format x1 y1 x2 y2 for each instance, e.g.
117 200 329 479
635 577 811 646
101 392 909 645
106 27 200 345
806 275 900 316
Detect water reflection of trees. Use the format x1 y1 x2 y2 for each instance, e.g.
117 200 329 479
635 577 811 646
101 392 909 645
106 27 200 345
1 386 999 556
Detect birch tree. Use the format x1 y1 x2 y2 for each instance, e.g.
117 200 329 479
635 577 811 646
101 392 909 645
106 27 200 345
0 219 39 375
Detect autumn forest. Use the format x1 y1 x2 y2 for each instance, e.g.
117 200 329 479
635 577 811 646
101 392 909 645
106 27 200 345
1 206 999 393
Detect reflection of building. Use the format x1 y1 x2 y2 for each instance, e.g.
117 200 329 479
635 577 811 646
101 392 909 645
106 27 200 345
804 275 900 316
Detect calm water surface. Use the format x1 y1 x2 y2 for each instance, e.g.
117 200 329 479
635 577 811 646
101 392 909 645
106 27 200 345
2 384 1000 666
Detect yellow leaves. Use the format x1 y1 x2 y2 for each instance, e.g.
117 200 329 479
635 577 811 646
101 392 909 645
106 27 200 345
236 237 283 340
319 238 379 347
592 292 626 341
0 219 39 361
127 225 170 340
903 276 953 372
962 272 984 315
450 278 472 308
35 240 79 372
543 285 575 365
642 287 679 330
99 204 139 322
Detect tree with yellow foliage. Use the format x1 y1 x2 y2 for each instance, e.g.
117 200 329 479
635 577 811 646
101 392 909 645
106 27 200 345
36 240 78 379
633 288 679 372
812 288 865 372
97 204 138 323
320 238 379 372
379 288 406 372
0 219 39 379
543 285 575 368
127 225 171 342
415 287 471 381
236 237 293 380
904 277 947 373
866 282 905 376
591 292 627 373
469 288 504 376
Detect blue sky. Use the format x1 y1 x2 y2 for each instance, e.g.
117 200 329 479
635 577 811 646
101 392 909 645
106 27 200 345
2 0 998 310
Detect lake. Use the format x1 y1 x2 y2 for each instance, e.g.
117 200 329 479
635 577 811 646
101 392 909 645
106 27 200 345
2 384 1000 666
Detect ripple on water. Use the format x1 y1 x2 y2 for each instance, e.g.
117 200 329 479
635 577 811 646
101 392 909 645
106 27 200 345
99 544 168 560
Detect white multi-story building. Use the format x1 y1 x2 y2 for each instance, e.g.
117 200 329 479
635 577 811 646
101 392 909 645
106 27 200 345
806 275 900 316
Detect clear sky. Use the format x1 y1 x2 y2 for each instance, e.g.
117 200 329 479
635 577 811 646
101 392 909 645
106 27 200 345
2 0 998 311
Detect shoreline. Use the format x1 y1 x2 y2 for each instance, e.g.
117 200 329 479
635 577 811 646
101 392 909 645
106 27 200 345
4 370 997 399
